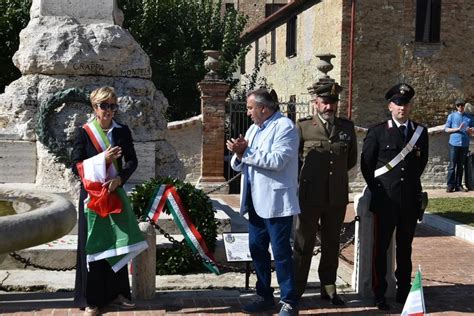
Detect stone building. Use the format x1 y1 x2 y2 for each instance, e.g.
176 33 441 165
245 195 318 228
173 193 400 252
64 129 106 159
220 0 288 31
238 0 474 128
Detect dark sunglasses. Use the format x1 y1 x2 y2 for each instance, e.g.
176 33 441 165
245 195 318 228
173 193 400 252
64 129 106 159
96 102 118 111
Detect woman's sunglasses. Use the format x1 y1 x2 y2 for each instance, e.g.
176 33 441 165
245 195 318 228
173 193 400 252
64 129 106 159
96 102 118 111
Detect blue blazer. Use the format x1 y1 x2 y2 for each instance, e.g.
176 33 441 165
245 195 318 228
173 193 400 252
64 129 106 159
231 112 300 219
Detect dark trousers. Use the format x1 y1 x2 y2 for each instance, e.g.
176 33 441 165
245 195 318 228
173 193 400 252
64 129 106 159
447 145 469 189
372 208 418 299
246 189 297 306
293 204 346 296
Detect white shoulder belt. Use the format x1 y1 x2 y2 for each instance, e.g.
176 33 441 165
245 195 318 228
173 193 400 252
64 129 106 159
374 125 424 178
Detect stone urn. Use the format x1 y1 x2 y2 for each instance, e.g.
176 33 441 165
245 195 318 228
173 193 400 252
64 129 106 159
203 50 222 80
316 53 336 79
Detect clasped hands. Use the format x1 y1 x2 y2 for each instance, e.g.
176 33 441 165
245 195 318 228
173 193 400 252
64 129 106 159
104 145 122 192
226 134 248 160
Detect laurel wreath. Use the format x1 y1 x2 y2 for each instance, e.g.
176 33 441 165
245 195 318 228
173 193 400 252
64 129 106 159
36 88 90 166
130 177 218 275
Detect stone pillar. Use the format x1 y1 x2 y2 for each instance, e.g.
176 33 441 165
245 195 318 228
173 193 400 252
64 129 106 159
196 51 229 193
131 221 156 300
352 188 396 298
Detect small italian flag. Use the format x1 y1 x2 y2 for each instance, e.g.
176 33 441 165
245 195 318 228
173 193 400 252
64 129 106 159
401 268 426 316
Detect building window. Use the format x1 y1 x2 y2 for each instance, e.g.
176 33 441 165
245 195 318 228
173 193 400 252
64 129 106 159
286 16 297 57
254 40 259 68
415 0 441 43
265 4 285 17
270 29 276 63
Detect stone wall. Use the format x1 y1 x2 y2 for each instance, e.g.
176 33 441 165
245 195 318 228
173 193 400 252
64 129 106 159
167 115 203 185
347 0 474 127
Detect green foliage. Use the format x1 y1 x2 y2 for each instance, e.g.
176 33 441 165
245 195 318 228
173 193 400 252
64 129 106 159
119 0 248 120
229 50 272 101
427 197 474 227
36 88 90 166
0 0 31 93
130 177 219 274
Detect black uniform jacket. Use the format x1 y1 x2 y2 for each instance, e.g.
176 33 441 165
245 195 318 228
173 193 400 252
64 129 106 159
71 122 138 183
361 119 429 212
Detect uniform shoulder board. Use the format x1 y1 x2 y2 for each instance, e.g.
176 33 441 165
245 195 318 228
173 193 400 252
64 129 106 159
298 115 313 122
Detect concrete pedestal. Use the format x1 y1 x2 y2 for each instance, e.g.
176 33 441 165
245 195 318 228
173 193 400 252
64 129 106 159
131 221 156 300
352 187 396 298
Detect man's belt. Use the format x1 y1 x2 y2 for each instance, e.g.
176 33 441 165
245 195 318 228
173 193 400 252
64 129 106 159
374 125 424 178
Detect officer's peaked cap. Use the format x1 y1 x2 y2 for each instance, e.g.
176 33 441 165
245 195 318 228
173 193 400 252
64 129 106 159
385 83 415 105
315 83 343 101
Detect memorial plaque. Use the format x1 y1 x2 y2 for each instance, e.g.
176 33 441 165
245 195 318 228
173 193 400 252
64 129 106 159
222 232 274 262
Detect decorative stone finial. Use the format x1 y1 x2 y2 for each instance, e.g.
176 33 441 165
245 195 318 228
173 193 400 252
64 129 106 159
203 50 222 80
308 54 337 97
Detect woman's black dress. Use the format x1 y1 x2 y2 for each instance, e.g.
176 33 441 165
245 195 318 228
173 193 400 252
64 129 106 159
71 122 138 308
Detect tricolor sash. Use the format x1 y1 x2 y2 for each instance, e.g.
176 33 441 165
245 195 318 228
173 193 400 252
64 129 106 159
146 184 220 275
78 119 148 272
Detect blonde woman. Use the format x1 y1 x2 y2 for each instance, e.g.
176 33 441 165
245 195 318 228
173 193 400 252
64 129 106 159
71 87 143 315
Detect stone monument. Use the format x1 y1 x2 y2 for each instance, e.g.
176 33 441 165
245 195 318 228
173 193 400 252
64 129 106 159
0 0 184 195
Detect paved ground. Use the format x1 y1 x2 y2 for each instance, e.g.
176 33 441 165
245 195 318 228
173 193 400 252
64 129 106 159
0 189 473 315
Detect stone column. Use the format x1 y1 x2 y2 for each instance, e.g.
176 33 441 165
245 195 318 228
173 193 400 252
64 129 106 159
196 50 229 193
352 189 396 298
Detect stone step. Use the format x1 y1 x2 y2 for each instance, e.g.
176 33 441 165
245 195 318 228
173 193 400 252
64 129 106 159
0 233 248 271
0 196 249 271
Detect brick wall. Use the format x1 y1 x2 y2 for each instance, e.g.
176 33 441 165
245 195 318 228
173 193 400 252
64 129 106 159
350 0 474 127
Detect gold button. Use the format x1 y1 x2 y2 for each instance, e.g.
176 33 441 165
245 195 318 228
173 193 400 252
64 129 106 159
329 171 333 175
330 161 333 164
330 151 333 154
401 178 404 181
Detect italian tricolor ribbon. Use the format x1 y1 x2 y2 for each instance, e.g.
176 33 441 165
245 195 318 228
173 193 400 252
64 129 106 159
77 119 148 272
146 184 220 275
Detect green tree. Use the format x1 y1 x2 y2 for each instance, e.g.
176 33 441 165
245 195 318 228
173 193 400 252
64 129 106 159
0 0 31 93
119 0 248 120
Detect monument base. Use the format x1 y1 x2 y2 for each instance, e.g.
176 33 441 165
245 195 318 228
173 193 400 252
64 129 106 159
352 187 396 298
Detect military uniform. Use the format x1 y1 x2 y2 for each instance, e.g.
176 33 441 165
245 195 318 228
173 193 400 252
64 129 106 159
360 83 429 307
293 89 357 299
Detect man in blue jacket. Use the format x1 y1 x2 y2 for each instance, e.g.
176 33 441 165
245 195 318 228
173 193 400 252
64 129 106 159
445 98 474 192
227 88 300 316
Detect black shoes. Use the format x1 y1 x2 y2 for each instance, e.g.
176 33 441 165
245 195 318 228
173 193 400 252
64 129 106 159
374 297 391 311
446 187 455 192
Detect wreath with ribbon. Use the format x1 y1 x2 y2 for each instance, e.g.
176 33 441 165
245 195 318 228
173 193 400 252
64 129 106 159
36 88 90 166
130 177 219 275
